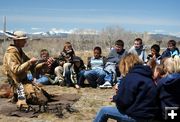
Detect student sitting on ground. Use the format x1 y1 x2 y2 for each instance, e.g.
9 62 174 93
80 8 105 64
33 49 60 85
161 40 179 59
65 56 86 88
145 44 161 72
153 64 166 85
128 38 147 62
54 42 75 85
82 46 107 88
156 55 180 121
99 39 127 88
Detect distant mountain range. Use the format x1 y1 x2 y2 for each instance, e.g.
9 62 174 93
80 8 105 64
149 33 180 41
0 30 180 41
29 31 69 38
0 29 98 37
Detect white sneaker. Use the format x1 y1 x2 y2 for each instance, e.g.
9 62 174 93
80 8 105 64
99 81 112 89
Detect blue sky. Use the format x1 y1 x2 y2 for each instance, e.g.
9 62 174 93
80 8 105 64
0 0 180 36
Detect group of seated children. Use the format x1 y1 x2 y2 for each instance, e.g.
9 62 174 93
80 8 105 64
31 40 128 89
30 39 179 91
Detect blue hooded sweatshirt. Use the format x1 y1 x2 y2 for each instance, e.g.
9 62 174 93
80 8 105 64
157 73 180 119
113 64 159 119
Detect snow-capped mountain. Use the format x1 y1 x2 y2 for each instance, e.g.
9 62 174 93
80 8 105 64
32 31 47 36
30 28 98 37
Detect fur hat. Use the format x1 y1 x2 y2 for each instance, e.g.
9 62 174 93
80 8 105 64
4 31 28 40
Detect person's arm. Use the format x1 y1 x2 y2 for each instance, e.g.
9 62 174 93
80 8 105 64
107 49 115 58
22 51 37 73
7 53 36 75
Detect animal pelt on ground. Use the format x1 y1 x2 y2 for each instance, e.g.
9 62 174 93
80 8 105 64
0 83 13 98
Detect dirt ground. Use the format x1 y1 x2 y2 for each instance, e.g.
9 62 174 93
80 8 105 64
0 65 116 122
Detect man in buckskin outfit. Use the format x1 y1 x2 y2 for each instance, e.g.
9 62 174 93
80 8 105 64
3 31 37 109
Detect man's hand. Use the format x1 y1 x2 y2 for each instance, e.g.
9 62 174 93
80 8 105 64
29 57 38 64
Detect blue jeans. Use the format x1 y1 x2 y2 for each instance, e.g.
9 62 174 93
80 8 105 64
27 73 33 81
84 68 106 87
77 70 86 86
104 73 113 84
93 106 136 122
36 75 49 85
104 62 117 84
66 70 86 87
